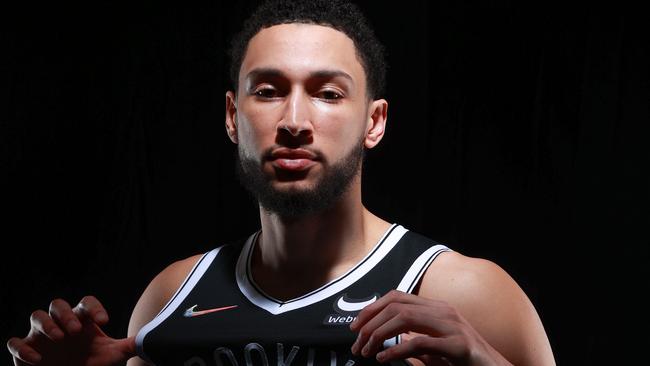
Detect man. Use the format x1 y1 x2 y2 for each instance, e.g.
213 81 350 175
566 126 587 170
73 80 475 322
7 1 555 365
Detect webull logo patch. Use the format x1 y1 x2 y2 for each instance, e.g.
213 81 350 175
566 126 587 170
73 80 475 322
322 293 379 326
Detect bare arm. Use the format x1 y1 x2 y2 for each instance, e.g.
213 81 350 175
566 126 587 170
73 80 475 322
417 252 555 365
351 251 555 366
126 254 203 366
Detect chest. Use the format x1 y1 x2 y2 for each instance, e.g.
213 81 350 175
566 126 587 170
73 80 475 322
136 227 449 366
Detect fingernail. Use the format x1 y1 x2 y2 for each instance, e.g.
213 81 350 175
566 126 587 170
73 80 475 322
26 351 42 363
51 327 64 339
362 343 369 357
376 351 385 362
67 319 81 332
95 312 108 323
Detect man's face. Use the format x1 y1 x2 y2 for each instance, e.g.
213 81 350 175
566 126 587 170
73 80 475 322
226 23 386 217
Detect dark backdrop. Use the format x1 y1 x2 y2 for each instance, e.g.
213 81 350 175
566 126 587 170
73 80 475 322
2 1 648 364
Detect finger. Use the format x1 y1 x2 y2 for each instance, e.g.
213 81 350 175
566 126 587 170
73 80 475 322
353 305 456 357
352 301 406 355
376 335 457 363
73 295 109 325
7 337 42 365
30 310 65 341
48 298 82 334
351 290 433 331
357 311 410 357
400 331 425 342
401 331 453 365
415 355 454 366
384 334 454 366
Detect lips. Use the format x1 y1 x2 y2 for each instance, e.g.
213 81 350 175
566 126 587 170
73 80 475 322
269 148 318 171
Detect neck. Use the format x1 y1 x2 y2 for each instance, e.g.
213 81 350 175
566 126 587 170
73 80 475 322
251 181 390 300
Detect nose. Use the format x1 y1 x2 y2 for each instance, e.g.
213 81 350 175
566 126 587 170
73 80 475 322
277 90 313 137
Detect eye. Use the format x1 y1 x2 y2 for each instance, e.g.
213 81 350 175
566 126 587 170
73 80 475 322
318 90 343 100
254 88 278 98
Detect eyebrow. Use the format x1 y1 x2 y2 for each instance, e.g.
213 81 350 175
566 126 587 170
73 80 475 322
245 68 354 83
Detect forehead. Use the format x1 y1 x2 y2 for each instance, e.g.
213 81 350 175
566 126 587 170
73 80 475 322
239 23 365 87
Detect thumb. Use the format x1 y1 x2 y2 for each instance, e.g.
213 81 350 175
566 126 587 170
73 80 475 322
114 336 137 359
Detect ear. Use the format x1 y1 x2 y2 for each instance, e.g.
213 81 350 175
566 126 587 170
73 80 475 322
364 98 388 149
225 91 238 144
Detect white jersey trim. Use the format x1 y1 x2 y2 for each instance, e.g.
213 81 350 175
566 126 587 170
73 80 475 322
236 224 408 315
387 244 450 350
396 244 451 294
135 246 224 365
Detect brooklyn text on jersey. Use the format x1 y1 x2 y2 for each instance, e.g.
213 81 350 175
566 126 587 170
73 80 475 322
135 224 451 366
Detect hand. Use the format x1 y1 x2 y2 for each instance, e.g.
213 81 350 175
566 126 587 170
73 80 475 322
7 296 136 366
349 290 512 366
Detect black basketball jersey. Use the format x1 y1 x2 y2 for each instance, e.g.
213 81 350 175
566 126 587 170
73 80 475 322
136 224 450 366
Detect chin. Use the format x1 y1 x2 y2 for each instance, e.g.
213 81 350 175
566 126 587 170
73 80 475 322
271 179 318 193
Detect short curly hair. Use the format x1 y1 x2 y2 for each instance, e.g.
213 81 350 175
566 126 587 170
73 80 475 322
228 0 387 99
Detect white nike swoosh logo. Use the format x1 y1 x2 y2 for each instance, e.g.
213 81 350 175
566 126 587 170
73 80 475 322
183 304 238 318
337 295 377 312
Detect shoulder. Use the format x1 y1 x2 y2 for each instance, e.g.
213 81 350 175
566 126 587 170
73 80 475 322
127 253 204 337
125 254 204 365
419 251 517 303
417 251 555 365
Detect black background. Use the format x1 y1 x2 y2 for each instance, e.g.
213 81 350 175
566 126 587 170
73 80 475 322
2 1 649 364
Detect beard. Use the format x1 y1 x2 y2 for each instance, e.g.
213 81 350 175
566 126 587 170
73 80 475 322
236 141 365 219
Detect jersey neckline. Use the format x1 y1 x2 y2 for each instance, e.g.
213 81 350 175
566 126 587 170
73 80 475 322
235 223 408 315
